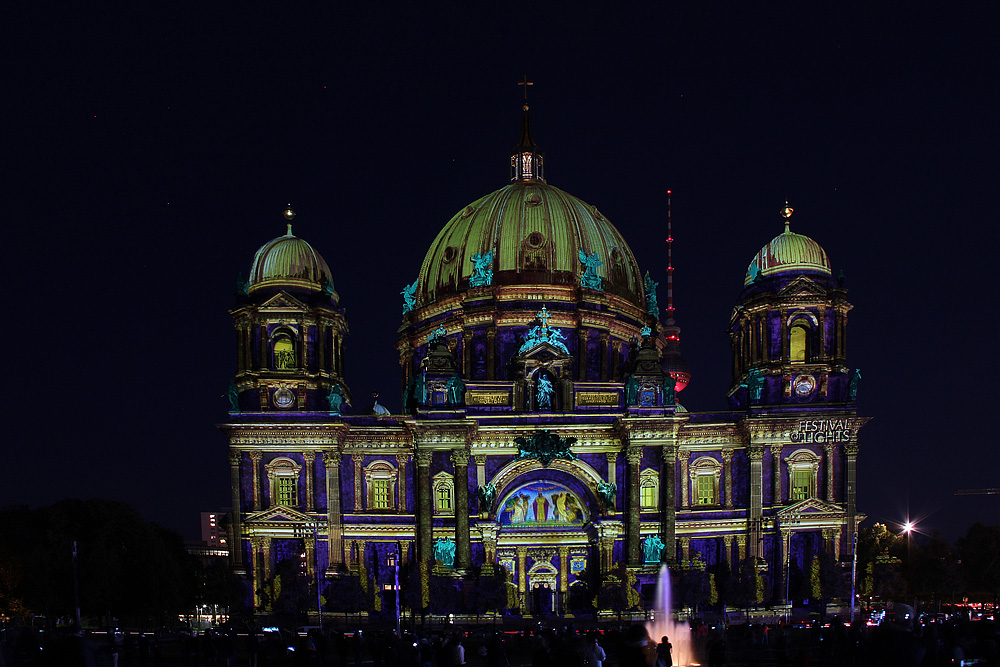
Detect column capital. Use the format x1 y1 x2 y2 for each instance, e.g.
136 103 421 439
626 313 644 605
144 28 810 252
415 451 433 467
229 451 243 466
473 455 487 465
661 445 679 461
625 445 642 464
396 453 412 464
844 443 860 455
324 451 342 467
303 451 316 463
722 447 734 462
770 445 782 460
605 452 618 465
249 450 263 462
451 450 471 467
748 445 765 461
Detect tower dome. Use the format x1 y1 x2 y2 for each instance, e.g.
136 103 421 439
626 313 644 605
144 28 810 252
249 213 336 300
744 204 831 286
417 181 645 307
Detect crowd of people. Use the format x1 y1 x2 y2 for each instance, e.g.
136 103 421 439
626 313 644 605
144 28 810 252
3 607 1000 666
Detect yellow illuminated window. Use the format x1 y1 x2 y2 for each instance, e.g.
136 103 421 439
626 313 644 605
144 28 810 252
372 479 392 509
274 336 295 369
640 484 657 509
791 469 811 500
790 326 807 363
276 476 297 506
437 486 452 511
696 475 715 505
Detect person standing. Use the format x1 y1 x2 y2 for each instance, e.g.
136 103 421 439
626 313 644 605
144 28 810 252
581 632 606 667
656 636 672 667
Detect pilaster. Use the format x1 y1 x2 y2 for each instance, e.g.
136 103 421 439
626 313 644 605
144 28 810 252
625 445 642 566
324 451 343 569
250 450 262 511
722 447 734 508
303 452 316 512
228 452 244 566
451 450 471 570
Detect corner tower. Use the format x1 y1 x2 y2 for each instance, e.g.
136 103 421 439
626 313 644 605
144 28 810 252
230 207 350 412
728 204 855 409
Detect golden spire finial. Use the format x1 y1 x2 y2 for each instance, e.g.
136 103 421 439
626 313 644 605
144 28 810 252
283 204 296 235
781 201 793 231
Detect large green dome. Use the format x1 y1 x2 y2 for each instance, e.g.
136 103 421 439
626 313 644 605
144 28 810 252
417 181 645 307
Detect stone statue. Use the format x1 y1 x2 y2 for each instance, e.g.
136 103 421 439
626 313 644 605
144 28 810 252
643 535 666 564
644 272 659 317
579 250 603 290
320 275 335 298
597 481 616 510
662 376 676 406
640 325 652 338
748 259 762 283
434 537 456 568
401 280 418 314
447 374 465 406
514 430 579 466
536 374 554 410
226 380 240 412
326 383 344 414
849 368 861 400
625 375 639 406
476 483 497 511
469 250 494 287
414 372 426 406
429 325 447 346
235 273 249 297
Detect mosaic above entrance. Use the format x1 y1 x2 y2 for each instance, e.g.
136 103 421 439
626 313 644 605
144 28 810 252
499 481 588 526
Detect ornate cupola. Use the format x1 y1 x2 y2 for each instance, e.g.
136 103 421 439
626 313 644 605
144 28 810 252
510 77 544 182
729 203 855 410
229 206 350 414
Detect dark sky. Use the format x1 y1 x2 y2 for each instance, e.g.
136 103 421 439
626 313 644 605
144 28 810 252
6 4 998 542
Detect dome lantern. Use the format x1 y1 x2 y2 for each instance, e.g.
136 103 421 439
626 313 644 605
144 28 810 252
511 76 544 182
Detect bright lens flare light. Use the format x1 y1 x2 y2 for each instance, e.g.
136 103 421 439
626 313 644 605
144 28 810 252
903 521 914 533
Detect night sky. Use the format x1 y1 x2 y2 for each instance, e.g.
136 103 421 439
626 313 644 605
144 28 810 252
7 4 998 542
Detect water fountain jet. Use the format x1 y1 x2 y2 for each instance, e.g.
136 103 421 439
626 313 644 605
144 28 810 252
645 564 694 666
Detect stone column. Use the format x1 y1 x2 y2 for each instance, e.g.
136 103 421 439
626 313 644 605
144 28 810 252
474 455 487 487
259 324 269 370
722 534 734 569
748 445 764 559
304 532 316 580
354 456 363 511
516 546 528 597
486 329 496 379
599 332 610 382
723 447 734 508
318 322 326 371
680 536 690 562
559 546 570 597
626 445 642 566
823 443 835 501
771 446 782 505
736 535 747 562
228 452 244 566
577 329 589 381
679 453 689 508
335 336 344 377
661 445 677 564
397 454 410 513
251 536 266 608
250 450 262 511
479 522 498 574
303 452 316 512
452 450 471 570
416 451 433 562
324 451 343 569
298 322 307 369
463 329 473 377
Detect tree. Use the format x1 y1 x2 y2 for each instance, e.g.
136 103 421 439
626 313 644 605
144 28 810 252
732 557 764 609
957 523 1000 607
857 523 905 602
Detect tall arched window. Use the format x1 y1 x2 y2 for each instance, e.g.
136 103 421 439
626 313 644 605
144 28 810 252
433 472 455 515
785 449 821 501
364 460 398 511
273 334 296 369
639 468 659 510
690 456 722 506
789 324 809 363
264 456 302 508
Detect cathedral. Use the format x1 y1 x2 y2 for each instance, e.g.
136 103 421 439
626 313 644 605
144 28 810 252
220 99 868 615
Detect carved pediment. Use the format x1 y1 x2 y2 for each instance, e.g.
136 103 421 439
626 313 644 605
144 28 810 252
260 291 307 311
245 505 316 525
778 498 844 518
519 342 570 361
777 275 828 299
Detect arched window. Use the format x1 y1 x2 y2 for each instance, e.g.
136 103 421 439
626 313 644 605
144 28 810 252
639 468 659 510
364 460 398 510
433 472 455 515
264 456 302 508
273 333 296 370
789 325 808 363
690 456 722 506
785 449 821 501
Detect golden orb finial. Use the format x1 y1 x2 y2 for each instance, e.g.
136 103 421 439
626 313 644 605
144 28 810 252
283 204 296 235
781 201 793 231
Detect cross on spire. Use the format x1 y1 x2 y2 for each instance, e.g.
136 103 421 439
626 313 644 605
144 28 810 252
518 75 533 110
537 305 551 329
